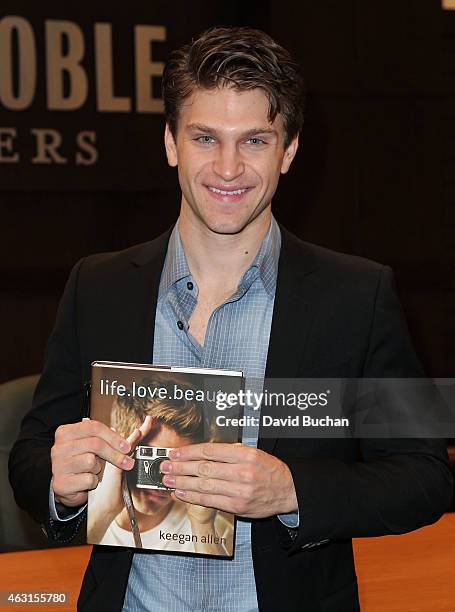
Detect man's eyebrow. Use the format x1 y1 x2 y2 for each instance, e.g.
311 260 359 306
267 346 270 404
186 123 278 138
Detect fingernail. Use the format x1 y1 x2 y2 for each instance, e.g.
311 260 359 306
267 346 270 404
169 449 180 459
122 456 134 469
163 475 176 486
160 461 171 474
175 489 186 498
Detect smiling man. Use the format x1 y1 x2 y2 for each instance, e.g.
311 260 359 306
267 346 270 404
9 26 453 612
165 86 297 237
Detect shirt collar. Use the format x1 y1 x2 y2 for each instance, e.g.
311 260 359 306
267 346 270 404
159 216 281 299
244 215 281 297
159 221 191 297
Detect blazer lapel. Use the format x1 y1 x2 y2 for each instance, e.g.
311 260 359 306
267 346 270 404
259 227 319 453
109 228 173 365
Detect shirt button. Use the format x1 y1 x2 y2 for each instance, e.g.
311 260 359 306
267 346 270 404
177 320 184 330
187 282 194 290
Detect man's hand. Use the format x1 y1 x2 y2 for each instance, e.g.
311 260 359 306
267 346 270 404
51 418 148 509
86 417 154 542
160 443 298 519
86 418 153 517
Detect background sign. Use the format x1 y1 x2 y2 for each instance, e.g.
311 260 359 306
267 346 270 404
0 3 227 190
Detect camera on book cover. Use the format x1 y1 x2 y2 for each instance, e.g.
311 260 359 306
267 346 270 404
133 446 174 490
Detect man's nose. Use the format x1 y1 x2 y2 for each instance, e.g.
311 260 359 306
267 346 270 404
212 144 245 181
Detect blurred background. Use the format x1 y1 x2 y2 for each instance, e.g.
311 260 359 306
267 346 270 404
1 1 454 384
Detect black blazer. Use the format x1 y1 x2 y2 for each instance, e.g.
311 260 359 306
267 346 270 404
9 226 453 612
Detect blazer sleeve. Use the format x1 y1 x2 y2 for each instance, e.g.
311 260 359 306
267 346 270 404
283 266 454 553
9 259 87 543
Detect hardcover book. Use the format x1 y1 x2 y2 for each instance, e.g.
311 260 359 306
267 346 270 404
87 361 242 557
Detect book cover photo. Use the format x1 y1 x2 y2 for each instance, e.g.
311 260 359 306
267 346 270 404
87 361 242 557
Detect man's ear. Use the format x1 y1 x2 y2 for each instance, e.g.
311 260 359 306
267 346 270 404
164 123 178 167
280 134 299 174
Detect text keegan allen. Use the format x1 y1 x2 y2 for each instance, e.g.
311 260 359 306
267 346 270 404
159 531 227 545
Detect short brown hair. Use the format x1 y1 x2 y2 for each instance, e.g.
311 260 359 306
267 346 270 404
162 26 305 148
111 377 208 443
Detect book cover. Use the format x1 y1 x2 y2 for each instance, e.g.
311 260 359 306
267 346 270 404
87 361 242 557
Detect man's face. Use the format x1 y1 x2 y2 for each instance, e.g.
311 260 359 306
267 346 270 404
131 424 191 516
164 86 299 236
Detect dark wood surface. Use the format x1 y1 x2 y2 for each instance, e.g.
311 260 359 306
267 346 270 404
0 513 453 611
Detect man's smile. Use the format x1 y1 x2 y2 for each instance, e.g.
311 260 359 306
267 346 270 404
205 184 253 202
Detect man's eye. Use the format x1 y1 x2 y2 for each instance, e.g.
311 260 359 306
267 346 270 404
197 135 215 144
247 138 265 145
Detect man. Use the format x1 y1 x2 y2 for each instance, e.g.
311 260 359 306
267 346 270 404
88 380 232 555
9 26 453 612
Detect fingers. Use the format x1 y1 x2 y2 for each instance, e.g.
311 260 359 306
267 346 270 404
121 418 154 459
54 472 100 496
61 452 103 476
165 474 248 499
124 416 156 453
51 420 137 506
52 434 134 472
126 427 142 448
51 436 134 471
160 444 261 500
138 415 155 440
161 458 243 482
169 442 258 464
55 420 131 454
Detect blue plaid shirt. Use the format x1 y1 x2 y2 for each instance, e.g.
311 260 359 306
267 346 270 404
123 217 284 612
